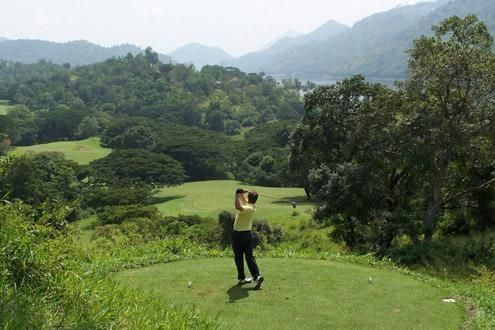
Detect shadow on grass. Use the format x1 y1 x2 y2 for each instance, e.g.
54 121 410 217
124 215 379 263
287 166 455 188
267 195 312 206
226 284 253 303
145 195 185 205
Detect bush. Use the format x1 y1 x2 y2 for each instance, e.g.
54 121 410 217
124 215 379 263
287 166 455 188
390 232 495 277
252 219 283 248
0 202 219 329
218 211 235 248
96 204 161 225
85 185 154 209
92 214 221 247
218 211 283 249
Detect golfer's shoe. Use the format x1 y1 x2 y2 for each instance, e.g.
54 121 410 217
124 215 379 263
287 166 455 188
238 277 252 285
253 276 264 290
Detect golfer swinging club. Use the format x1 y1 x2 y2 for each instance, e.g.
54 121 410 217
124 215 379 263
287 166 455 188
233 188 264 290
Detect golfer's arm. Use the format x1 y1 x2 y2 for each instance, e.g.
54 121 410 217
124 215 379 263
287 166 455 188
235 193 244 211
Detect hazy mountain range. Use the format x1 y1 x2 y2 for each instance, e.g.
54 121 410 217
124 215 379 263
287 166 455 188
0 39 172 66
167 43 233 69
0 0 493 80
224 0 495 80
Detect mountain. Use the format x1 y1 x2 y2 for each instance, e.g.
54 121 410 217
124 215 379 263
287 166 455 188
0 37 7 42
225 0 495 81
304 19 350 42
224 19 349 74
0 39 172 66
259 31 303 51
168 43 233 69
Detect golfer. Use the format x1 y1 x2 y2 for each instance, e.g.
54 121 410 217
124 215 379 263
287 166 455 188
233 188 264 290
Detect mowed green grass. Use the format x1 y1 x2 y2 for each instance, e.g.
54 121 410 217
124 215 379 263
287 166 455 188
153 180 314 226
113 258 465 329
0 100 13 115
14 137 111 164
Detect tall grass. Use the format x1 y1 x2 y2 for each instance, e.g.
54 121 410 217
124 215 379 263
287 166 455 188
0 202 219 329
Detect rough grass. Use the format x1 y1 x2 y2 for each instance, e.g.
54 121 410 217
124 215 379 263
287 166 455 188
153 180 314 227
113 257 465 329
74 215 97 245
13 137 111 164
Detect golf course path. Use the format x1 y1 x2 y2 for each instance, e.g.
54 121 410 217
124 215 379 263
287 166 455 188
112 257 465 329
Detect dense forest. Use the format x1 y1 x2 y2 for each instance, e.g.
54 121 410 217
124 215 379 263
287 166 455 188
1 14 495 329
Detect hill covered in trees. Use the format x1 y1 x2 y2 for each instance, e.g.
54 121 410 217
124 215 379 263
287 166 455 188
168 43 233 69
0 39 172 66
0 47 304 184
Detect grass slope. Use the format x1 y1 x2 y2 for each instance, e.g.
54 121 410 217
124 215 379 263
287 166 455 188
153 180 314 226
113 258 465 329
0 100 13 115
14 137 111 164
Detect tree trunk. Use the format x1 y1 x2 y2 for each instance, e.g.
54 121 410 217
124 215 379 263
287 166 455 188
424 175 443 242
476 189 495 229
304 185 312 200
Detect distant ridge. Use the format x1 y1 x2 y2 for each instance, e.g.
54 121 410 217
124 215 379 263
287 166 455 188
0 39 172 66
223 19 349 73
224 0 495 81
168 43 233 69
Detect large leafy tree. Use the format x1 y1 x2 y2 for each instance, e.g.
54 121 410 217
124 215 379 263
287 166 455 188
403 15 495 241
90 149 186 187
0 152 81 206
290 76 414 251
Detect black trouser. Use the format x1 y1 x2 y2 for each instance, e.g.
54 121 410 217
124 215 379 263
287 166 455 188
232 230 260 280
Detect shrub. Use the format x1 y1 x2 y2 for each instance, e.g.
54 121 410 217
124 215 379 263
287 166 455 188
85 185 154 209
218 211 283 249
390 232 495 277
96 204 161 225
92 214 221 247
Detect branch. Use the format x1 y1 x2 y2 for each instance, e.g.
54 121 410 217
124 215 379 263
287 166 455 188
442 177 495 206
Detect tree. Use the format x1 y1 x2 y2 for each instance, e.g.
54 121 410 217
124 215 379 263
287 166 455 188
403 15 495 241
75 116 101 139
90 149 186 187
289 76 411 251
6 105 38 145
120 125 158 149
0 152 81 206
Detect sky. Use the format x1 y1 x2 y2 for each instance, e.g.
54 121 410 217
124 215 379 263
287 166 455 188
0 0 429 57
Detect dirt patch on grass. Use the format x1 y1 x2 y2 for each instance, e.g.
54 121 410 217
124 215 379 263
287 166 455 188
76 145 93 152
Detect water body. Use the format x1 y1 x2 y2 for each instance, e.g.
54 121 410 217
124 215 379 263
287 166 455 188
270 74 404 87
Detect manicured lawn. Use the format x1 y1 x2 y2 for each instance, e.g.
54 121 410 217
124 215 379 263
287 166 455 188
14 137 111 164
113 258 465 329
152 180 314 226
0 100 13 115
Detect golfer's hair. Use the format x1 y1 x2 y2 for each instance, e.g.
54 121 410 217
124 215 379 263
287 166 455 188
248 191 258 204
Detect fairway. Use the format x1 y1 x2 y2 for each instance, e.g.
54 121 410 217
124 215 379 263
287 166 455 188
113 258 465 329
153 180 314 225
0 100 13 115
14 137 111 164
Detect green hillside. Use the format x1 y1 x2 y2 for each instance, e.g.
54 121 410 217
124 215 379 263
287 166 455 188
14 137 111 164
